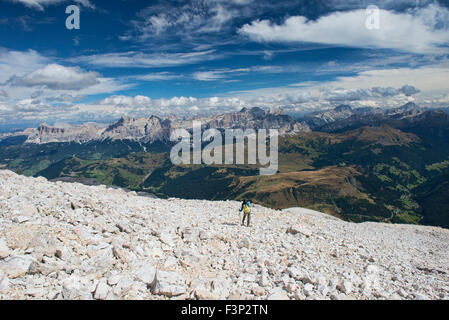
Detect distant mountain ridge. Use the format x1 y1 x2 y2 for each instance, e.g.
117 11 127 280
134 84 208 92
2 103 447 145
7 107 311 145
301 102 447 133
1 102 449 229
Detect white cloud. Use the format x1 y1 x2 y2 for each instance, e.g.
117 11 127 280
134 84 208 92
8 0 94 11
72 77 132 96
89 64 444 114
2 59 447 124
192 66 286 81
44 93 85 103
16 95 244 123
0 49 48 83
239 4 449 54
6 64 100 90
70 50 219 68
132 72 184 81
211 60 449 112
320 85 420 102
125 1 238 42
325 65 449 97
399 84 420 96
193 71 226 81
99 95 152 107
192 67 254 81
0 75 444 125
0 49 133 108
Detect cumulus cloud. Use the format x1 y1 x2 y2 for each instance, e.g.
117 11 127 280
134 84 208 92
62 93 318 120
322 85 420 102
1 53 444 125
400 84 421 96
6 64 100 90
125 0 444 44
0 49 132 105
0 49 48 83
239 4 449 54
44 93 85 103
98 95 153 108
326 65 449 97
0 81 439 125
371 85 420 98
371 86 400 97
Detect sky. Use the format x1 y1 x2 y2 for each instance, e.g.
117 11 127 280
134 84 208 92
0 0 449 127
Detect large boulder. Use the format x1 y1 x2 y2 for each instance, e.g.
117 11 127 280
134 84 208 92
94 279 111 300
26 229 59 260
267 287 290 300
61 276 94 300
133 263 156 285
87 243 114 270
151 270 187 297
0 255 35 278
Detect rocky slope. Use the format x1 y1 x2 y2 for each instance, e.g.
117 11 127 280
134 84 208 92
13 107 310 144
102 116 172 144
0 170 448 300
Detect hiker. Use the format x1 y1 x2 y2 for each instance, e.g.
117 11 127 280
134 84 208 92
240 199 251 227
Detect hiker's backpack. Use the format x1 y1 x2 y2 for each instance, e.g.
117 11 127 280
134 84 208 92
243 202 251 214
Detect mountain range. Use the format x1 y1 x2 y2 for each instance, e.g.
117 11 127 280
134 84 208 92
0 102 442 145
9 107 310 145
1 103 449 229
4 102 436 145
300 102 426 131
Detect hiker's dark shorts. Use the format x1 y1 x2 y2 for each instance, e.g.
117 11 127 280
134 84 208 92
242 212 251 226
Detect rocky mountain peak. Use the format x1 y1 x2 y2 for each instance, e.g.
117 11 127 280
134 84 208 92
102 115 171 143
37 123 50 129
271 106 286 115
401 102 420 111
202 107 310 134
248 107 266 118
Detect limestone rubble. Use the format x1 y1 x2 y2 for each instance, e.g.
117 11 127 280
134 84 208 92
0 170 448 300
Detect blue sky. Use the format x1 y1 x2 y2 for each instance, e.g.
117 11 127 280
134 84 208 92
0 0 449 126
